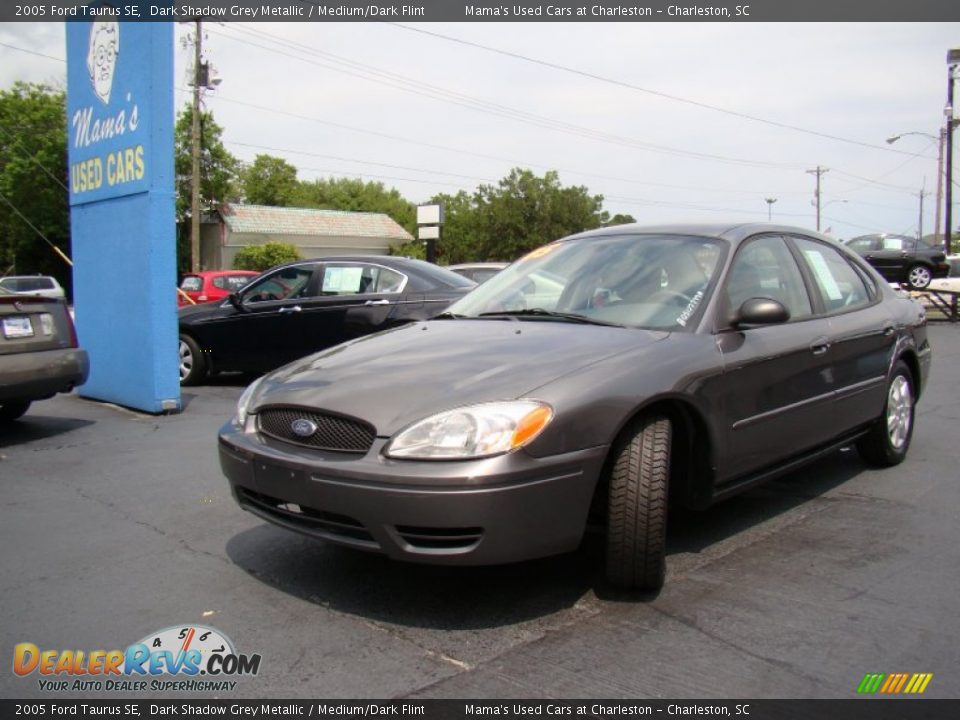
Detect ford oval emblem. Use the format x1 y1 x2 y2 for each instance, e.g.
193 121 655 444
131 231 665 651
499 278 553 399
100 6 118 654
290 418 318 438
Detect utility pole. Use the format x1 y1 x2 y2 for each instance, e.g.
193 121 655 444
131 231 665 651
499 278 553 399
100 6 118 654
946 51 959 254
190 19 202 273
935 127 945 248
806 166 828 232
917 183 929 241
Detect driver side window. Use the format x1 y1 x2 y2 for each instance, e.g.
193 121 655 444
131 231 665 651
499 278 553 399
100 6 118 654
724 236 812 322
242 265 315 304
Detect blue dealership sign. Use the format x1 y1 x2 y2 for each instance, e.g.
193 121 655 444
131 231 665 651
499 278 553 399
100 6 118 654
66 21 179 413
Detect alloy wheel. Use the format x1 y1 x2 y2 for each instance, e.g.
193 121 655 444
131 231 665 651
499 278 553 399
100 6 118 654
886 375 912 450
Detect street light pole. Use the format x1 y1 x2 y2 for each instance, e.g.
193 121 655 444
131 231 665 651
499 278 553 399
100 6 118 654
190 20 202 273
765 197 777 222
887 130 945 248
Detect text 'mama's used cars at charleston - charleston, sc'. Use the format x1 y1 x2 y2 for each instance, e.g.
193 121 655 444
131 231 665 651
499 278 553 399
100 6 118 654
1 286 89 423
218 223 931 591
177 256 475 385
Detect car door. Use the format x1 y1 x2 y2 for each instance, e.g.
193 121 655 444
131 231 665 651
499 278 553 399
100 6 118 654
789 235 895 434
196 263 319 372
705 234 836 483
284 261 411 357
866 235 911 282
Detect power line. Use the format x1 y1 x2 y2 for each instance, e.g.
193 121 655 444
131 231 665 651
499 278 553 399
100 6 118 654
0 189 73 267
385 23 935 161
0 41 64 63
211 24 800 171
0 125 69 192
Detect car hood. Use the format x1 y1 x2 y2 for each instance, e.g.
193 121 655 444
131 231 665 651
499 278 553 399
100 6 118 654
252 319 667 436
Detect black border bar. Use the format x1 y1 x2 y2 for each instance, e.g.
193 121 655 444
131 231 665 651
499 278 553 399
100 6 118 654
3 0 960 23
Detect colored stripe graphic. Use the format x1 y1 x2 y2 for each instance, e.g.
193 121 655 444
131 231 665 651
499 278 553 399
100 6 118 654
857 672 933 694
857 673 885 694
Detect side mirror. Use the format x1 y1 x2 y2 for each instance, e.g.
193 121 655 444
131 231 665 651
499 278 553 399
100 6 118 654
228 292 245 312
733 297 790 328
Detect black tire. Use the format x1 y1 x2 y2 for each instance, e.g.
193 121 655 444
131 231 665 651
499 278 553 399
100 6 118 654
856 361 914 467
0 400 31 423
605 415 671 590
178 334 207 386
906 264 932 290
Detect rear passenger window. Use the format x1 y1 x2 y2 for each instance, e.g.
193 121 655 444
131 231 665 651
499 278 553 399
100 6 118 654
792 237 872 313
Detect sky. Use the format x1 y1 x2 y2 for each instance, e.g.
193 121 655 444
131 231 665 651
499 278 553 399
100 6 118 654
1 20 958 243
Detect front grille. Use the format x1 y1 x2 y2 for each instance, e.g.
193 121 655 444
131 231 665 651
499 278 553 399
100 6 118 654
238 488 377 546
395 525 484 551
257 406 376 453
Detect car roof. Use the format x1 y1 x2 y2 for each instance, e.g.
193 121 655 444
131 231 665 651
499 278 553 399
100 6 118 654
185 270 259 278
563 222 838 247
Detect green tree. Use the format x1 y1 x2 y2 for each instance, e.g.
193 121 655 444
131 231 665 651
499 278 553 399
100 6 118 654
428 190 478 264
604 213 637 226
241 154 299 206
174 102 239 271
294 177 416 236
471 168 607 260
0 83 70 292
233 242 301 271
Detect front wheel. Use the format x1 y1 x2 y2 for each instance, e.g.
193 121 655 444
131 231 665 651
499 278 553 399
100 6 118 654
906 264 933 290
0 400 31 423
605 415 671 591
856 361 914 467
179 335 207 386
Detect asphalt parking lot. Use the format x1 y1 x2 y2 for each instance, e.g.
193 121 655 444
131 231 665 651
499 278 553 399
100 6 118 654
2 324 959 700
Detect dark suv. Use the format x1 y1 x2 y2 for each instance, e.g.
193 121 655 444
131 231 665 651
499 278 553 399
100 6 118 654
844 234 949 290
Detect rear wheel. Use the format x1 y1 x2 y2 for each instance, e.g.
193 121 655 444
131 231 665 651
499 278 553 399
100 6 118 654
906 264 932 290
856 361 914 467
0 400 31 423
178 334 207 386
605 415 671 591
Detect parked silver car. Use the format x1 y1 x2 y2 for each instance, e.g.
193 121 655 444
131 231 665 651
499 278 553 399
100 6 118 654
0 287 88 422
0 275 66 300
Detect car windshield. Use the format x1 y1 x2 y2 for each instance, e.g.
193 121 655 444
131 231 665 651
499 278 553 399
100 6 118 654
447 234 725 330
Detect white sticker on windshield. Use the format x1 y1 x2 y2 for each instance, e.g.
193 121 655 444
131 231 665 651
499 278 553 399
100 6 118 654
803 249 843 301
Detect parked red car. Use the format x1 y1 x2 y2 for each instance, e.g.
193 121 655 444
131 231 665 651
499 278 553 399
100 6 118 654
177 271 260 307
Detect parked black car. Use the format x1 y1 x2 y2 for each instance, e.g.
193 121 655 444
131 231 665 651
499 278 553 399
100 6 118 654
1 287 88 422
844 233 949 289
178 256 475 385
219 224 930 591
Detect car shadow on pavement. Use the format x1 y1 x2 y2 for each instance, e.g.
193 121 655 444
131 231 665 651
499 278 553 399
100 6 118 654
225 448 871 624
0 415 94 447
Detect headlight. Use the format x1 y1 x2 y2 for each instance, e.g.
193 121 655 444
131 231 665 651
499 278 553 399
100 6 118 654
235 376 264 427
385 401 553 460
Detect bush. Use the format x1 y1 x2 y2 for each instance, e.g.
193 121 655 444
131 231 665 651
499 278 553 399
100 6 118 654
233 243 301 271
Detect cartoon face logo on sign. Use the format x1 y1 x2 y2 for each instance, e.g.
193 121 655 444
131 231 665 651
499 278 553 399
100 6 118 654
86 21 119 105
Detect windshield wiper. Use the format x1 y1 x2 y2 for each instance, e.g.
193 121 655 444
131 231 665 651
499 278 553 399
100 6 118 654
433 311 471 319
477 308 625 327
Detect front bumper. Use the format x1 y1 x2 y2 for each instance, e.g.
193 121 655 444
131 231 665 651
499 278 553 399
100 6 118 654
219 419 608 566
0 348 89 402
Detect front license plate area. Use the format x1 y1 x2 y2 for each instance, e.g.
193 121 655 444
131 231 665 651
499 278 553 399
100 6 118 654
253 461 312 501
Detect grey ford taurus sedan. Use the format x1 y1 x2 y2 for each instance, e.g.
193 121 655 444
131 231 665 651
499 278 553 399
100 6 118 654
219 223 930 590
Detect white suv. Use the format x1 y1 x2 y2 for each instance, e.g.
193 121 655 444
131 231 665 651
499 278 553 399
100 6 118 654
0 275 65 300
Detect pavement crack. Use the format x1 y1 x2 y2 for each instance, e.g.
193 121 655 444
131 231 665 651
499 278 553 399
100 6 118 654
648 604 823 688
73 486 231 567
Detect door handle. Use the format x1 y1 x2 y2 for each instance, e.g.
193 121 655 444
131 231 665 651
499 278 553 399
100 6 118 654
882 324 895 337
364 299 390 306
278 305 302 314
810 340 831 356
